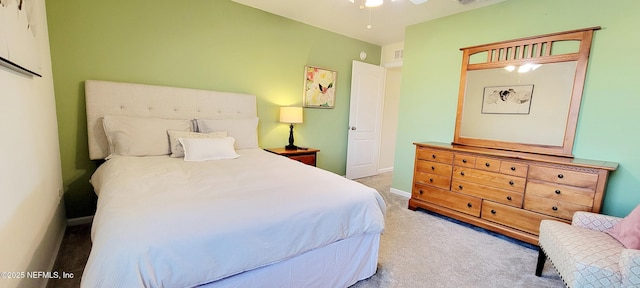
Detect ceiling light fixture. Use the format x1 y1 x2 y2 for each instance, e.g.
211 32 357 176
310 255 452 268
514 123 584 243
504 63 542 73
365 0 383 7
517 63 542 73
349 0 384 29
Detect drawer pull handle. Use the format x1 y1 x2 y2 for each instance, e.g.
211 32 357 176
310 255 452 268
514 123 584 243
460 171 465 176
432 154 436 159
509 180 514 185
552 206 558 211
429 178 434 183
507 196 512 201
491 209 497 215
458 185 463 190
555 190 561 195
510 166 516 171
462 159 467 163
558 174 564 179
467 203 472 208
485 162 490 167
419 190 424 195
431 166 435 170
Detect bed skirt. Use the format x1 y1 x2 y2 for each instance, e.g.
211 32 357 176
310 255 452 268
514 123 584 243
197 232 380 288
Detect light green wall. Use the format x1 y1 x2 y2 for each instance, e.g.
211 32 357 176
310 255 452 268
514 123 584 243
394 0 640 217
46 0 381 218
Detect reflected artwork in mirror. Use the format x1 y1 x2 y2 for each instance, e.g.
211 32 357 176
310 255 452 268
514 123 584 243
481 84 534 115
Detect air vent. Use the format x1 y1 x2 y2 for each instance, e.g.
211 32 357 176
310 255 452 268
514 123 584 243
394 49 403 59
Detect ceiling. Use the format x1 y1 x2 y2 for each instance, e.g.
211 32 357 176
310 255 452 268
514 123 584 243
231 0 508 46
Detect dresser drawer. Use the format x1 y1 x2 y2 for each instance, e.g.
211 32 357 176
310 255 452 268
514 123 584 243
416 160 452 177
475 156 501 172
453 154 476 168
500 161 528 178
289 155 316 166
415 184 481 217
528 165 598 190
414 171 451 190
416 147 453 164
523 194 592 220
452 167 526 193
452 179 523 208
525 180 595 207
481 201 565 235
412 183 431 202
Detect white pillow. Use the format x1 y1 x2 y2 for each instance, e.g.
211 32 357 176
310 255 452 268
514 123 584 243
102 115 192 157
195 118 259 149
179 137 240 161
167 130 228 158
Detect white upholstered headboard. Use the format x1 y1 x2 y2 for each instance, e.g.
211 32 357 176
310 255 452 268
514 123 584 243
85 80 257 160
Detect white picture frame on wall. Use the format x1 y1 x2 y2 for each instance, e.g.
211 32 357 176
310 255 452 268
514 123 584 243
0 0 42 77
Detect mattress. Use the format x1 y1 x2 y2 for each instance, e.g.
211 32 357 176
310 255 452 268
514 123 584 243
81 148 386 288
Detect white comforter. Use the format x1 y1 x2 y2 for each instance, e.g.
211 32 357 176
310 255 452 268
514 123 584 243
81 149 385 288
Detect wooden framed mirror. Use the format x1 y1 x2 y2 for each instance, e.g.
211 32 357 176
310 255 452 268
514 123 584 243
453 27 600 157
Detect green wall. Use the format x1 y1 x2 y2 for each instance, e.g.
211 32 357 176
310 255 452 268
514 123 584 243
46 0 381 218
394 0 640 217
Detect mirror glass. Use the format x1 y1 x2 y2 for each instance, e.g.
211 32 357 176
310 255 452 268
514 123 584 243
459 61 577 146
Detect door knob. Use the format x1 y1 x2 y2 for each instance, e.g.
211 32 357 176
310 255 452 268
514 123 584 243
350 126 357 131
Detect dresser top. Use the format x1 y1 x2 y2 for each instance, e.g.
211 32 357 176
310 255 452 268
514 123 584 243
414 142 618 171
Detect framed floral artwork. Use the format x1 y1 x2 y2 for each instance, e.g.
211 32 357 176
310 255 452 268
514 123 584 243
303 66 337 108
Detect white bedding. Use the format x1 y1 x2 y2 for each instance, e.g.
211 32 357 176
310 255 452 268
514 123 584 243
82 149 386 288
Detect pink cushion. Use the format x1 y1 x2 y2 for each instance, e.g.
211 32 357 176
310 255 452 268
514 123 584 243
605 205 640 249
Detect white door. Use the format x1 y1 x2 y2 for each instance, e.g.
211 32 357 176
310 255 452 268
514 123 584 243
346 60 386 179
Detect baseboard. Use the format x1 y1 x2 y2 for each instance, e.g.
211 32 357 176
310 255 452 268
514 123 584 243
19 199 66 288
67 216 94 226
390 187 410 198
42 201 67 288
378 167 393 174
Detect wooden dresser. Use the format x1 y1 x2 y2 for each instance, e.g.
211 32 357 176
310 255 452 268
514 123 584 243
409 142 618 244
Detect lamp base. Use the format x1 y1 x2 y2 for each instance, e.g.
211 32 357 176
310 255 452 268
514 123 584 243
285 144 298 150
285 123 297 150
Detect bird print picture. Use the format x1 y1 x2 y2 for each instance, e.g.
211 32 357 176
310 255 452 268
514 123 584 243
481 85 534 114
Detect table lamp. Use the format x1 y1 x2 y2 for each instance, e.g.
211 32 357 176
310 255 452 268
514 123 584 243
279 106 303 150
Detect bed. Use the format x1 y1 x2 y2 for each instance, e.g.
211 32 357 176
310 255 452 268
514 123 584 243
81 80 386 288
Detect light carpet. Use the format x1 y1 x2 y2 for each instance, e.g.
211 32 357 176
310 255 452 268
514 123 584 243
351 172 564 288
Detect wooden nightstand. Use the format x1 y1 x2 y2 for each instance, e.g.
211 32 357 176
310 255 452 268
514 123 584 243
264 147 320 167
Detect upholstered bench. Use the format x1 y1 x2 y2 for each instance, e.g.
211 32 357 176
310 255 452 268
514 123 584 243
536 211 640 288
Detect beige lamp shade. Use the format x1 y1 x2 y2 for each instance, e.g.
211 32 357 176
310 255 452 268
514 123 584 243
279 106 303 124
